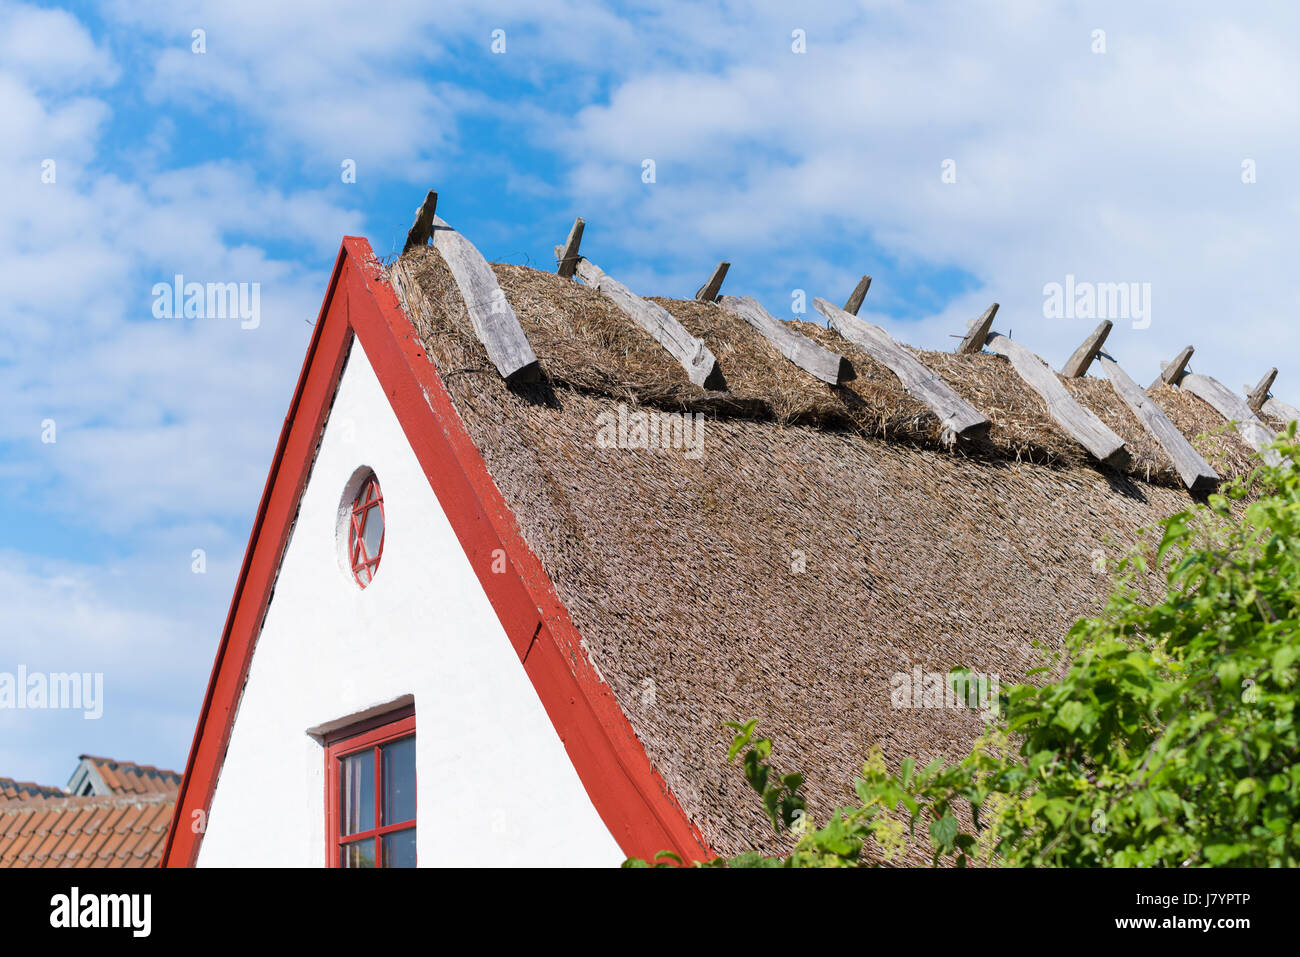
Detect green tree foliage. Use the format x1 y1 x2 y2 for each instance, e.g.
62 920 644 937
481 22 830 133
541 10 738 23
627 427 1300 868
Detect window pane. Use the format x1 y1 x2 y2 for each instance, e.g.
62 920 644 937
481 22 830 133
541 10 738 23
340 837 376 869
382 736 416 825
339 751 374 836
382 828 416 868
362 505 384 559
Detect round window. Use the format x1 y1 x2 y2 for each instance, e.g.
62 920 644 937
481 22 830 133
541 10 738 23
345 471 385 587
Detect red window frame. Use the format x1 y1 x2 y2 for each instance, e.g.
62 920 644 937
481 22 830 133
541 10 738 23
323 705 415 868
348 472 385 587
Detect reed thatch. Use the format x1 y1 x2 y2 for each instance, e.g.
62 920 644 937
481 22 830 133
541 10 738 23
388 245 1270 860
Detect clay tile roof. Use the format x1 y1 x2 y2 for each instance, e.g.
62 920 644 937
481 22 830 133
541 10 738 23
79 755 183 795
0 778 66 803
0 791 176 868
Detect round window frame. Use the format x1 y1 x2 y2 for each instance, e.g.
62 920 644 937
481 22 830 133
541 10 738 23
338 467 385 589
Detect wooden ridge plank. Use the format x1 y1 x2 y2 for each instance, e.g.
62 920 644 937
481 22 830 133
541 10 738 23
1061 320 1113 378
402 190 438 254
813 297 990 441
1245 368 1278 412
985 332 1131 470
1097 354 1218 492
568 256 723 389
1180 372 1281 466
1149 345 1193 390
843 275 872 316
555 217 585 279
695 262 730 302
720 295 853 385
955 303 999 355
430 216 540 382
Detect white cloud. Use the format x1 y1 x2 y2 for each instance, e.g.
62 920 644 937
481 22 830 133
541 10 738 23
0 0 119 90
98 0 469 175
526 2 1300 399
0 551 220 785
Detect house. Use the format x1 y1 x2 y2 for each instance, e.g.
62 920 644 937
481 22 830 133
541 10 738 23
0 756 180 867
165 197 1296 867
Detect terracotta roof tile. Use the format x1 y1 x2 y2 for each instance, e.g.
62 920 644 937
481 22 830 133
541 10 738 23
86 803 135 866
0 778 66 803
79 756 182 796
107 804 151 865
0 792 176 868
125 812 169 867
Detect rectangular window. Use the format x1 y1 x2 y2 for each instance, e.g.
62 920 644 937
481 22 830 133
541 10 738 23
324 705 416 868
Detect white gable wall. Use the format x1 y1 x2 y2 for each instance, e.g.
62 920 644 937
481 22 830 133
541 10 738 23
197 336 623 867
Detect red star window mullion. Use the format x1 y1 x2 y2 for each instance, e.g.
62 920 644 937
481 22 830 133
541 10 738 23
347 473 385 587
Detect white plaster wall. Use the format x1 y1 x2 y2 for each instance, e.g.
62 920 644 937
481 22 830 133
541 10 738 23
197 337 623 867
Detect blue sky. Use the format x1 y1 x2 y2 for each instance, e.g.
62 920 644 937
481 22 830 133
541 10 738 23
3 0 1299 787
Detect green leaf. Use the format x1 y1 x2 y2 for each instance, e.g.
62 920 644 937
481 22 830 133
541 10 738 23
1042 799 1070 829
1156 516 1190 567
929 811 958 850
1203 844 1244 865
1054 700 1086 733
762 788 781 830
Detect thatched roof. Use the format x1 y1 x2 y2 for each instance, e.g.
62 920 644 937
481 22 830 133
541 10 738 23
389 244 1270 859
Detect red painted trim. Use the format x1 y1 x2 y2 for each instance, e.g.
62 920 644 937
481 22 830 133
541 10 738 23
164 238 712 867
164 244 354 868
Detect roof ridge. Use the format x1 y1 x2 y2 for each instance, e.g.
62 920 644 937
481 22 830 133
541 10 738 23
396 248 1276 492
0 790 175 814
0 777 64 791
0 778 68 805
80 755 182 777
